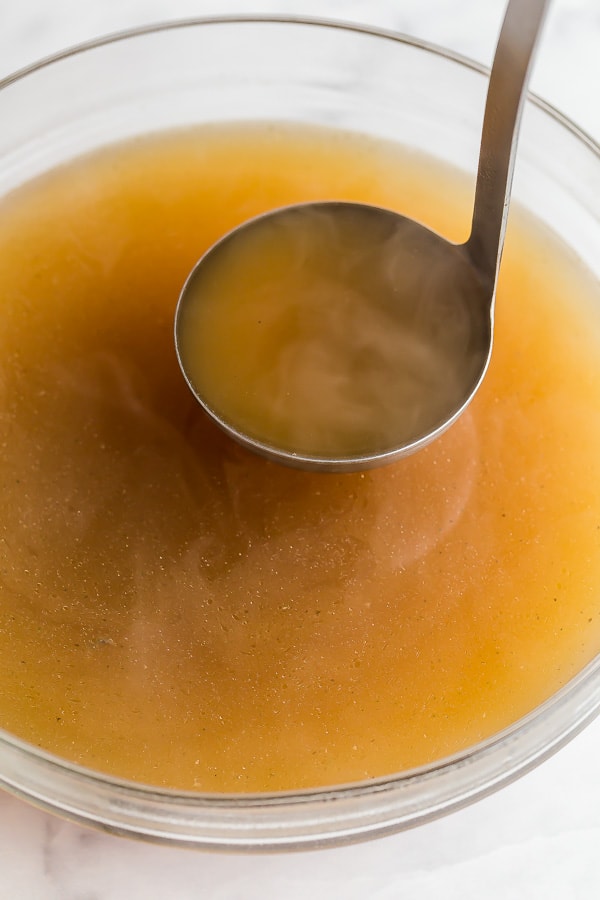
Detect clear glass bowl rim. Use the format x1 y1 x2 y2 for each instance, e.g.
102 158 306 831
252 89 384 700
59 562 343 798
0 14 599 851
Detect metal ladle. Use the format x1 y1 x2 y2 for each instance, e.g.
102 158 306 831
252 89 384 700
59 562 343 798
175 0 550 472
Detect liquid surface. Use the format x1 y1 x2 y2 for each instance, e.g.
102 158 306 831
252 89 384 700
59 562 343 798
177 203 488 461
1 123 600 792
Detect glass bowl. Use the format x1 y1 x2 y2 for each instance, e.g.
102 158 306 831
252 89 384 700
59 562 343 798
0 17 599 851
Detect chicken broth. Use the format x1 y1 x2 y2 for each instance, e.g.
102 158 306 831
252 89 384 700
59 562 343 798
0 123 599 791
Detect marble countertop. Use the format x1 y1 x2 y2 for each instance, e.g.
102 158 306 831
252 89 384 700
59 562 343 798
0 1 599 897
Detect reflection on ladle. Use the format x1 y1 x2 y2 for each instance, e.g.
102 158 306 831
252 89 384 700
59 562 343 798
175 0 550 472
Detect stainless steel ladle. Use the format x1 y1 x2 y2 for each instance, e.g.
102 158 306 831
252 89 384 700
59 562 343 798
175 0 550 471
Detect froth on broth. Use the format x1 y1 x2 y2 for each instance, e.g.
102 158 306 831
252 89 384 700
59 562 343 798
0 123 599 792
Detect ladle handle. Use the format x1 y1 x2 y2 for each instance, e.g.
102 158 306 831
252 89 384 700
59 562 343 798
466 0 551 285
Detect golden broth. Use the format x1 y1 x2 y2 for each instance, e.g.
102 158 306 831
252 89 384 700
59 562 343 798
0 123 599 791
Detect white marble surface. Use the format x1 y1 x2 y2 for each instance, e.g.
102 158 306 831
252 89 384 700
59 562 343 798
0 0 599 897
